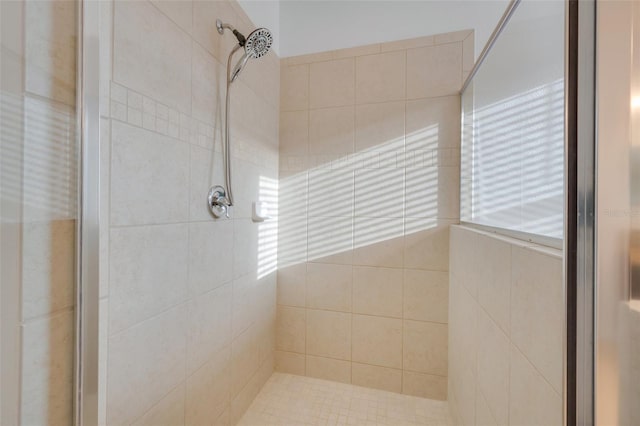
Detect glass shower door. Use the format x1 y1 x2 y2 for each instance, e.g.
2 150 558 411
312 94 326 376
595 1 640 424
1 1 79 424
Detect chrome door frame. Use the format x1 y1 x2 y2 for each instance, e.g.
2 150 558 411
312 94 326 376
565 0 596 425
75 0 100 425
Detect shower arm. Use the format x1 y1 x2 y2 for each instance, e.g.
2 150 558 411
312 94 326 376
217 20 247 47
222 43 243 207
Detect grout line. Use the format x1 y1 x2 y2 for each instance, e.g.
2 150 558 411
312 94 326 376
146 0 193 40
106 298 190 339
128 378 186 425
20 306 75 326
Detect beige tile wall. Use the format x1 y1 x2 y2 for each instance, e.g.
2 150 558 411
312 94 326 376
448 225 563 425
276 30 474 400
98 1 279 425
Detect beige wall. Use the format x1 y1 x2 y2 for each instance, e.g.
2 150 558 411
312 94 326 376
98 1 280 424
275 31 473 400
448 225 563 425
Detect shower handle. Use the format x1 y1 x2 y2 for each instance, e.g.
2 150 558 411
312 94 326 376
208 185 230 219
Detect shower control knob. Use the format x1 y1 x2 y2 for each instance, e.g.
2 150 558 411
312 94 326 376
208 185 231 219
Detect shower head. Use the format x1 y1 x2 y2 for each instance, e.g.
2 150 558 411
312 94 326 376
216 19 273 83
244 28 273 59
229 27 273 82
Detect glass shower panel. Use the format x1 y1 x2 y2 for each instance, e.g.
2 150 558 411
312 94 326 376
597 1 640 424
460 0 565 239
1 1 78 424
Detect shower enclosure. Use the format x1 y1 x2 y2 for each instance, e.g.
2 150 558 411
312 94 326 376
2 0 636 425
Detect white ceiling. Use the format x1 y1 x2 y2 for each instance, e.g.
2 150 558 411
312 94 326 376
238 0 510 59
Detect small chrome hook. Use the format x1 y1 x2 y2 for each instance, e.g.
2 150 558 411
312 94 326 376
208 185 230 219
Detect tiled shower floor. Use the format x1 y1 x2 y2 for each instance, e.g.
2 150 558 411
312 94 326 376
237 373 452 426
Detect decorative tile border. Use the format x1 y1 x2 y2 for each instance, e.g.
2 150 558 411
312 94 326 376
108 81 278 169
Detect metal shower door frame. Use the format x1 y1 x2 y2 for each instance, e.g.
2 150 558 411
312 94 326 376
75 0 100 425
565 0 596 425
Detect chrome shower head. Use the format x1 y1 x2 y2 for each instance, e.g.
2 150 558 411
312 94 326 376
229 27 273 82
245 28 273 59
217 19 273 81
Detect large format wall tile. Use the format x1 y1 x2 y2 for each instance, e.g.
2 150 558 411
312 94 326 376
150 0 192 35
403 319 448 376
509 345 562 426
402 370 447 400
25 0 76 106
448 276 478 372
22 220 75 320
355 101 405 151
404 219 451 271
231 325 261 398
114 0 192 113
306 263 352 312
185 347 231 425
191 42 225 127
188 221 233 296
476 233 512 334
406 96 461 150
107 305 187 426
352 315 402 368
405 166 460 219
231 274 259 338
403 269 448 323
232 219 259 279
132 384 185 426
109 224 188 334
352 266 403 318
110 121 189 226
310 58 355 109
355 51 406 104
307 216 353 264
308 169 354 217
278 33 462 396
449 225 478 296
20 311 74 426
275 351 306 375
449 225 564 425
475 388 498 426
308 106 355 155
306 355 352 384
276 306 306 354
22 96 77 222
355 168 405 218
277 264 306 307
280 111 309 156
407 43 462 99
353 217 404 268
281 64 309 111
352 363 402 393
306 309 351 360
511 246 563 393
476 308 510 426
187 284 232 375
